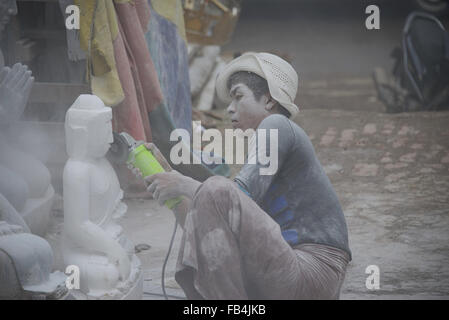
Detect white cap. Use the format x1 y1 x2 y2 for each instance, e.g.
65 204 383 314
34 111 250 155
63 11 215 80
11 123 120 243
216 52 299 118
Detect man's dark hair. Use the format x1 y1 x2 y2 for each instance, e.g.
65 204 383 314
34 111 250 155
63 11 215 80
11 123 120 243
227 71 291 118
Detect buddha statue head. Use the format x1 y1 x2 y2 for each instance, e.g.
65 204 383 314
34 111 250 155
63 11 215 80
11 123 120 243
65 95 113 159
0 0 17 35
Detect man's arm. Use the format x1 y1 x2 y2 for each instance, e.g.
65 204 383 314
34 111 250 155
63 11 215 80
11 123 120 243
234 114 295 204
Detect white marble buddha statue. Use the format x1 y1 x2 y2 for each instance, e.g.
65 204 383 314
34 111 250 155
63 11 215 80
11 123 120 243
0 57 54 237
62 94 142 299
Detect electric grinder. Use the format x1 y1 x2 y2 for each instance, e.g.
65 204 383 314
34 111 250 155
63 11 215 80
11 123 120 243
107 132 182 209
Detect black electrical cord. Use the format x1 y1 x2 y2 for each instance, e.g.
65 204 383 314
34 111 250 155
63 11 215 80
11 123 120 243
161 217 178 300
143 291 185 300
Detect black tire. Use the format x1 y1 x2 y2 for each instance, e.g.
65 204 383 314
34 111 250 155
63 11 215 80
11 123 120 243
414 0 449 16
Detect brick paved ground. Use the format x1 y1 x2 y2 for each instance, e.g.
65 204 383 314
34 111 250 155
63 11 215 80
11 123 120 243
297 108 449 299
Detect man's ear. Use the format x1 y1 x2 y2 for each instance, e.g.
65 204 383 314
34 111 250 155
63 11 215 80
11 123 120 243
264 95 277 112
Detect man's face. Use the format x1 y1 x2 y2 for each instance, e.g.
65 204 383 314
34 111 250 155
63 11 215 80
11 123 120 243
226 83 270 130
0 0 18 34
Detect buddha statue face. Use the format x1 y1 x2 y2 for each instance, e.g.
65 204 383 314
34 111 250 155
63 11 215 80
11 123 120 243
0 0 17 35
65 95 113 159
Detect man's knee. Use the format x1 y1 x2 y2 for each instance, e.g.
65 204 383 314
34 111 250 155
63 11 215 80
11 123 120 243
191 176 243 233
194 176 235 202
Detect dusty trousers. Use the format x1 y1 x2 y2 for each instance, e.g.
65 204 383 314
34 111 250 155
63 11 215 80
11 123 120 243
174 176 350 300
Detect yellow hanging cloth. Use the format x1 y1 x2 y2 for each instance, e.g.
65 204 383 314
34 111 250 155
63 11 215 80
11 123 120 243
75 0 125 107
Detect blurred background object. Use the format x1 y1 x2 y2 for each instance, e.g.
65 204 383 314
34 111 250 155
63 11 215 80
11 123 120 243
183 0 241 45
414 0 449 16
373 11 449 113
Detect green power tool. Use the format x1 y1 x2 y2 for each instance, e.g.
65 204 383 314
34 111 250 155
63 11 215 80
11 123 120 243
107 132 182 209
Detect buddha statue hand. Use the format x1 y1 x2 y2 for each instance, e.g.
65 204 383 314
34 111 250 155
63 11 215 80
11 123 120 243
0 221 23 236
0 63 34 124
108 243 131 281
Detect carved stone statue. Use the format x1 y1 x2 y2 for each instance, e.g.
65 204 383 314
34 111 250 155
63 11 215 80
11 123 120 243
0 0 54 236
0 66 55 235
0 0 17 35
62 94 142 299
0 193 67 299
0 0 66 299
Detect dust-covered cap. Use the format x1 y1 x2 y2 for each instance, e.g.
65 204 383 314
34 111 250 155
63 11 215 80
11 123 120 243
216 52 299 118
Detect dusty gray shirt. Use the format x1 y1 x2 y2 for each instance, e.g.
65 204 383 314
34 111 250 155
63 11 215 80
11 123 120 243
234 114 351 259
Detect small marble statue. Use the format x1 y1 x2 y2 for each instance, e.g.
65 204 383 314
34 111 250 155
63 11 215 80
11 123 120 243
62 94 142 299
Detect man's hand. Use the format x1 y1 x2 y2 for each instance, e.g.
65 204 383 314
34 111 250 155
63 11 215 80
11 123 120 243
0 63 34 124
145 170 201 206
127 142 201 205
